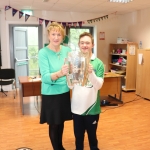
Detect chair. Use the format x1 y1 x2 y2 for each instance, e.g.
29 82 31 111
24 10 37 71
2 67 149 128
0 68 17 99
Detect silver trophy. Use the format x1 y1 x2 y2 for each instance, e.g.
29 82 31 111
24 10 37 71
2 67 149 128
65 50 90 87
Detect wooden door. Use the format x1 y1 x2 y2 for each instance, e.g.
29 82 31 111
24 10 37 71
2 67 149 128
136 50 145 96
125 43 138 90
142 50 150 99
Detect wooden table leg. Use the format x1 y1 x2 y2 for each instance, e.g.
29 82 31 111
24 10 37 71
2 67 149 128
19 83 24 115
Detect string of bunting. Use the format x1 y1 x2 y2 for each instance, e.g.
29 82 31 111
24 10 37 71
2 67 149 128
5 5 110 28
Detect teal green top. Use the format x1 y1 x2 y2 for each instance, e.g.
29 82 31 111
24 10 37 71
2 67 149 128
38 45 71 95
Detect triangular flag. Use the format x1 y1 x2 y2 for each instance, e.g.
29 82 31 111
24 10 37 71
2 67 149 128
19 11 24 19
87 20 90 24
5 6 11 11
73 22 77 27
12 8 18 16
96 18 99 22
68 22 72 28
78 21 82 28
62 22 66 28
45 20 49 27
39 18 44 25
25 14 30 22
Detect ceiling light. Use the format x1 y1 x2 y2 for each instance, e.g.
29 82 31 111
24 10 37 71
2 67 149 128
109 0 133 3
43 0 49 2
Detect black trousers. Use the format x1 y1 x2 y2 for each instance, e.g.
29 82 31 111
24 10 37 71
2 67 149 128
72 113 100 150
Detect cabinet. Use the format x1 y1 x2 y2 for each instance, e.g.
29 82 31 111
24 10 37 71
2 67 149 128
109 42 138 91
136 49 150 99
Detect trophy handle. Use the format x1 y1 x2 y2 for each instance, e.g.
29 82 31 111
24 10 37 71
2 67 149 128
64 58 73 86
81 52 90 86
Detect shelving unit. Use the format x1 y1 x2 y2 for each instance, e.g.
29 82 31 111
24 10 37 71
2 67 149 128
109 42 138 91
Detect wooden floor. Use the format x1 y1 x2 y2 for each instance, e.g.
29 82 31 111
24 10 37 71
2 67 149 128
0 90 150 150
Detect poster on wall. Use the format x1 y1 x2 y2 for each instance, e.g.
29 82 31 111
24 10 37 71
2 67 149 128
99 32 105 40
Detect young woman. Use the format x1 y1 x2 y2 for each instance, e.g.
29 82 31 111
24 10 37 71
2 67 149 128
70 32 104 150
38 22 72 150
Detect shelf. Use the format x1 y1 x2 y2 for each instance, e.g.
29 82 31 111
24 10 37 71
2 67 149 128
109 43 138 91
115 70 126 75
122 87 136 91
110 53 127 56
109 63 126 68
110 43 127 45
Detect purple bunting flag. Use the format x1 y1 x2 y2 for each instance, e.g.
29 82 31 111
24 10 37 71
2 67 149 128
73 22 77 27
12 8 18 16
25 14 30 22
19 11 24 19
39 18 44 25
5 6 11 11
45 20 49 27
68 22 72 28
78 21 82 28
62 22 66 28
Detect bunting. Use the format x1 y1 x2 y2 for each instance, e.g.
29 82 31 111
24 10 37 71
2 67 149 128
45 20 49 27
4 5 114 27
25 14 30 22
62 22 66 28
5 6 11 11
78 22 82 28
86 15 109 24
68 22 72 28
12 8 18 16
39 18 44 25
73 22 77 27
19 11 24 19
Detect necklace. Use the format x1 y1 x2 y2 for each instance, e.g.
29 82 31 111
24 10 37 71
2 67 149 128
57 53 61 59
48 45 61 59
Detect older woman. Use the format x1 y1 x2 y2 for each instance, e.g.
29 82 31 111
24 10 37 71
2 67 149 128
38 22 72 150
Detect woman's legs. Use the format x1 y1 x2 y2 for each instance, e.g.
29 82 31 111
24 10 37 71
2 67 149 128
49 123 65 150
58 123 65 150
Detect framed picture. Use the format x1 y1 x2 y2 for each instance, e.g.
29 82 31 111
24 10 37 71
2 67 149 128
99 32 105 40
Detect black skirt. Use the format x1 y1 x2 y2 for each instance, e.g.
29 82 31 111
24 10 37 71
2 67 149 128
40 91 72 125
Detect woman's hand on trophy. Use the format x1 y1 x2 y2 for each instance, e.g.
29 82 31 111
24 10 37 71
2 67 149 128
88 64 93 74
61 64 69 75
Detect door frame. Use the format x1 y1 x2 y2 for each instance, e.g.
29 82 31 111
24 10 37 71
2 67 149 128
9 24 43 69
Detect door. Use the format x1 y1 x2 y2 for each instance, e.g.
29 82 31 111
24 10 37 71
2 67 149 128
142 50 150 99
13 27 29 87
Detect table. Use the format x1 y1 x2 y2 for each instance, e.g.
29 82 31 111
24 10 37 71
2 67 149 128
19 73 123 115
101 72 123 103
18 76 41 115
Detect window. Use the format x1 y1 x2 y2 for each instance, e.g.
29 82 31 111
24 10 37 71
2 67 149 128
66 26 93 51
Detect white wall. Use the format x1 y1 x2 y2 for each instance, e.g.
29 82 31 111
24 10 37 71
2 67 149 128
123 8 150 49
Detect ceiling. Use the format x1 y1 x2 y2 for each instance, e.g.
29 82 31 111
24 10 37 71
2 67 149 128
1 0 150 15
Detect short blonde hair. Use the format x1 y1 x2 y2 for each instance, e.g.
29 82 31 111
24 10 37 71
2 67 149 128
47 22 65 39
79 32 94 44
